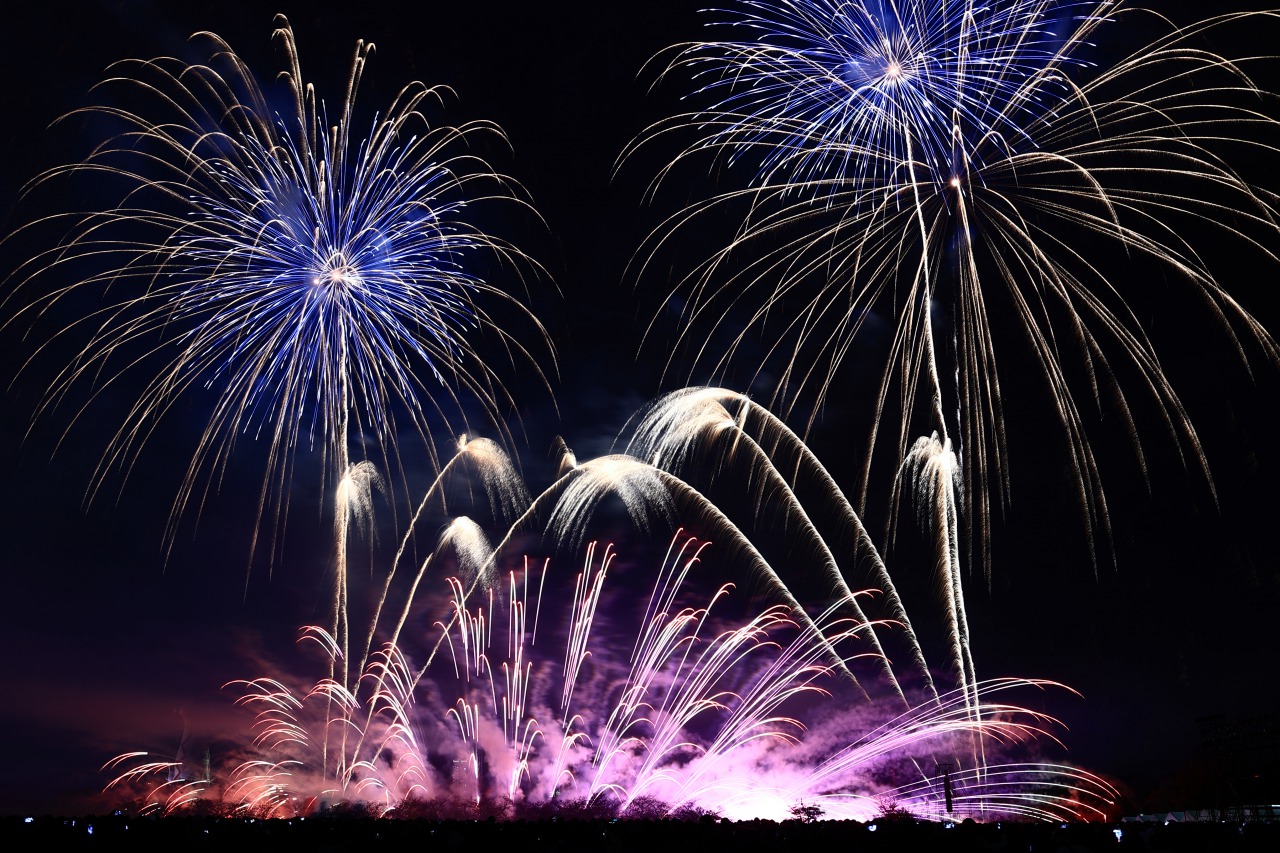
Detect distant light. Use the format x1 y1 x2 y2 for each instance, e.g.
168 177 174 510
87 825 94 836
868 823 878 832
1113 828 1123 841
23 817 33 824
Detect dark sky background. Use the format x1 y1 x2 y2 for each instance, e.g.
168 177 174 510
1 0 1278 818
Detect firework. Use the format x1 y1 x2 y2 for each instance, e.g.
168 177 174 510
633 1 1280 574
100 392 1116 823
104 532 1116 822
3 15 556 566
5 8 1147 824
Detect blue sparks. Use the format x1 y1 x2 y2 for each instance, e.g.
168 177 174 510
7 14 555 560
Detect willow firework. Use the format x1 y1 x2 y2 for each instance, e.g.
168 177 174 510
633 1 1280 572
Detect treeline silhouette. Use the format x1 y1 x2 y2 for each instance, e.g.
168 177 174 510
6 809 1280 853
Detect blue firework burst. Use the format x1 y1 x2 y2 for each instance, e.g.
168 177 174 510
7 15 555 553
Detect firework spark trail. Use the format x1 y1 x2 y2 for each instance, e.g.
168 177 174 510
355 436 526 689
799 678 1063 799
622 386 936 705
591 594 806 805
809 763 1118 823
896 434 978 714
475 451 873 688
333 462 385 685
656 599 871 810
631 1 1280 578
2 14 556 575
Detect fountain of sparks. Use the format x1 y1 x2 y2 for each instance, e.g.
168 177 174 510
102 392 1117 823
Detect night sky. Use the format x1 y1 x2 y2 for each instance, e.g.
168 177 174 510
1 0 1278 818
